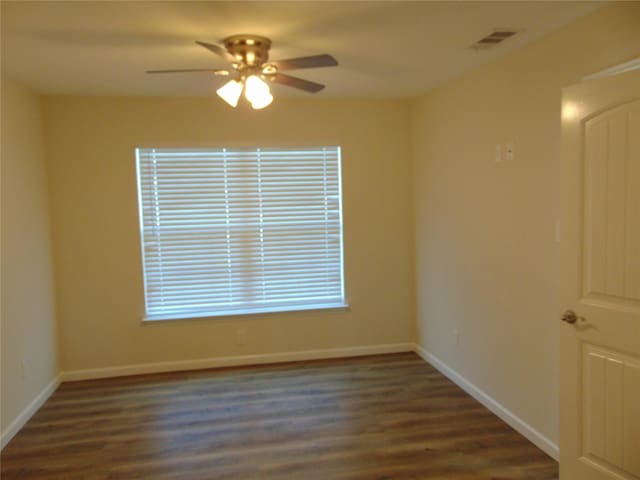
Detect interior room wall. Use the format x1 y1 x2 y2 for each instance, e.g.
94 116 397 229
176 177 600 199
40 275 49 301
411 2 640 449
42 97 415 373
1 77 59 442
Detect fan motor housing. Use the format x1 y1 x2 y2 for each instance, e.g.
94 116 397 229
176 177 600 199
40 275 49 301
223 35 272 67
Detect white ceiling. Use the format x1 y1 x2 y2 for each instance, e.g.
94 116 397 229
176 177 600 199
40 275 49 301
1 1 601 98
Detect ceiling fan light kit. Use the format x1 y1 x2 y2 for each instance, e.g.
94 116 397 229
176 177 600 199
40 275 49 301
148 34 338 110
216 74 273 110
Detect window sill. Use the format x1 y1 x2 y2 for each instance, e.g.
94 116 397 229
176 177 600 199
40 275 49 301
141 302 350 324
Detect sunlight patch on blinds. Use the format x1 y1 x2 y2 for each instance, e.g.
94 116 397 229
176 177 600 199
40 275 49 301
136 147 345 320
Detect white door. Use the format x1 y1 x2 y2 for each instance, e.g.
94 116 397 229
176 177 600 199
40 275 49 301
560 68 640 480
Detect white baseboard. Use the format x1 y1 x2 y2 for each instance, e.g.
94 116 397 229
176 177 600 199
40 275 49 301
413 344 559 461
1 375 61 450
61 343 415 382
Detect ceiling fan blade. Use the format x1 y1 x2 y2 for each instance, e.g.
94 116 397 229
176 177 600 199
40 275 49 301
146 68 230 75
271 54 338 71
271 73 325 93
195 41 236 64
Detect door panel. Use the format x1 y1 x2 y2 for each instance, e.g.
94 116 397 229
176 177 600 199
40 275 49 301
583 346 640 478
626 110 640 300
623 364 640 477
561 69 640 480
584 100 640 303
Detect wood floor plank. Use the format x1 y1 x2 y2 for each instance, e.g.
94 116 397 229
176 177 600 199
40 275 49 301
1 353 557 479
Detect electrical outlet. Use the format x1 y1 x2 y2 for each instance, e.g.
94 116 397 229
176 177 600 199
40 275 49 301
236 329 247 346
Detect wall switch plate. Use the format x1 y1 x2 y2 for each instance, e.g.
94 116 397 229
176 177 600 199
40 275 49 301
21 360 28 380
452 329 460 346
505 142 515 161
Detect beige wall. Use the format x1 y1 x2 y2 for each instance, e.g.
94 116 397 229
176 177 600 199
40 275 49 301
411 3 640 446
1 77 59 435
42 97 415 371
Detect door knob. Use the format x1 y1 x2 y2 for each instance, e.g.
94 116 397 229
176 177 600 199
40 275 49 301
561 310 582 324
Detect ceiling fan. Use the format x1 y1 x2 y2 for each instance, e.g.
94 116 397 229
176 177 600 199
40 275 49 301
147 35 338 109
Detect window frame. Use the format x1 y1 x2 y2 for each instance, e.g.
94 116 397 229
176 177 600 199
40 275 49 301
135 145 348 322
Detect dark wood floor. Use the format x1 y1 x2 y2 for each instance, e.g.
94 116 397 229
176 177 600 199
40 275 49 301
1 353 557 479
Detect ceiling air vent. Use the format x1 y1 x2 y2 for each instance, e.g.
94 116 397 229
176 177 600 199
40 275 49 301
470 29 519 50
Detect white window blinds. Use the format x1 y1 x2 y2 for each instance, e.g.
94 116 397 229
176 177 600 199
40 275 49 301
136 147 345 320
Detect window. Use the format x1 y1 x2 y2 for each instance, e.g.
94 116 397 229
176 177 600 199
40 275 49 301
136 146 345 320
